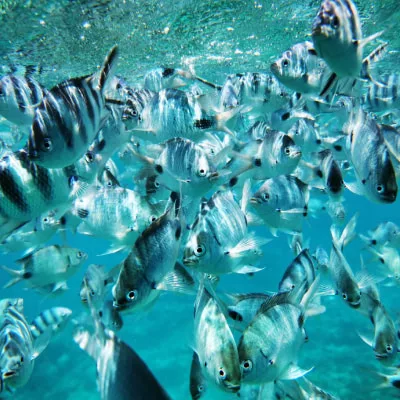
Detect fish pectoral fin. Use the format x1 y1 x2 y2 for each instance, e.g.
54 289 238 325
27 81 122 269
355 270 385 289
227 235 271 259
280 363 314 380
354 30 384 49
305 303 326 318
316 283 337 298
232 265 265 275
97 245 128 256
245 211 265 227
357 330 374 348
155 263 196 295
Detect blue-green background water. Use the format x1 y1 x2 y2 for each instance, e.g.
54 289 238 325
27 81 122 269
1 1 400 399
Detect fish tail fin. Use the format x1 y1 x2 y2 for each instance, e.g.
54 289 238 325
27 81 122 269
99 45 119 91
73 325 101 361
214 105 250 136
1 265 23 288
331 213 358 251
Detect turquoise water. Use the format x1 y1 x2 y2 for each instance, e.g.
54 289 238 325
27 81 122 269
1 1 400 399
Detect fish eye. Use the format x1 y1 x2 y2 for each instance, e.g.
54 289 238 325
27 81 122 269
126 290 136 301
342 293 347 300
149 215 157 223
279 92 286 97
242 360 253 371
85 152 94 163
107 181 113 187
197 384 205 392
154 180 160 188
331 16 340 28
218 368 226 380
268 359 274 365
43 217 49 223
20 356 24 363
386 344 393 353
282 59 290 68
376 184 384 193
42 138 53 151
262 192 270 201
90 290 95 296
284 146 291 155
194 244 206 257
291 284 295 289
77 251 84 258
197 168 207 177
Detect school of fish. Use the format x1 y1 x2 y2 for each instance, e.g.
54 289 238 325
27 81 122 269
1 0 400 398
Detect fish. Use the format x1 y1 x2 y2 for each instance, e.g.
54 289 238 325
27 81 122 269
287 118 321 157
0 210 61 254
0 299 49 396
120 88 155 130
72 185 165 253
359 221 400 249
358 299 399 366
30 307 72 340
74 282 171 400
193 283 241 394
343 106 398 203
133 137 228 198
271 41 332 95
112 194 194 312
227 130 302 182
238 279 317 384
27 45 119 168
0 148 97 223
79 264 120 305
311 0 383 93
250 175 309 235
189 351 207 400
0 69 47 126
133 88 240 142
275 377 340 399
1 244 87 289
98 300 123 332
183 188 267 275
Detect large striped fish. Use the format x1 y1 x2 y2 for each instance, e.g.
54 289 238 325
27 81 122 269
27 45 119 168
0 69 47 126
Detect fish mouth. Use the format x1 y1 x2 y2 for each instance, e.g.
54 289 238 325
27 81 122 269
375 353 388 360
183 258 198 266
291 150 302 158
380 192 397 203
348 301 360 309
250 197 261 204
224 383 240 393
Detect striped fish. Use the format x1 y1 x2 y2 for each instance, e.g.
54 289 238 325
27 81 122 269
312 0 383 95
0 71 47 126
364 73 400 112
30 307 72 340
0 299 35 395
0 149 92 222
27 45 119 169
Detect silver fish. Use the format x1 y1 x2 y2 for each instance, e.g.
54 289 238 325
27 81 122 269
359 221 400 249
98 300 123 332
193 284 241 394
30 307 72 340
343 107 397 203
27 46 119 168
250 175 309 235
112 195 192 312
0 71 47 126
144 67 189 92
1 244 87 289
238 285 314 384
183 189 267 275
190 351 207 400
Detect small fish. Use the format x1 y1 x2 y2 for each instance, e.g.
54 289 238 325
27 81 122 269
364 73 400 113
0 70 47 126
238 280 317 384
79 264 120 305
98 300 123 332
112 195 193 312
359 221 400 249
271 41 332 95
343 107 397 203
287 118 321 157
359 300 399 366
183 188 267 275
27 46 119 168
74 284 171 400
0 299 49 395
0 210 60 254
250 175 309 235
193 283 241 394
312 0 383 83
30 307 72 340
133 137 227 198
1 244 87 289
121 88 155 130
190 351 207 400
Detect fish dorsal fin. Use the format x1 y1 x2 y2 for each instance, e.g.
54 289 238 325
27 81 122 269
155 262 196 295
256 291 298 316
98 45 119 91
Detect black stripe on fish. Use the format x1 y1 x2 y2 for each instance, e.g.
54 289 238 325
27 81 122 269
162 68 175 77
10 76 27 112
32 164 53 201
0 167 29 213
26 78 41 105
99 45 119 90
194 119 214 129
